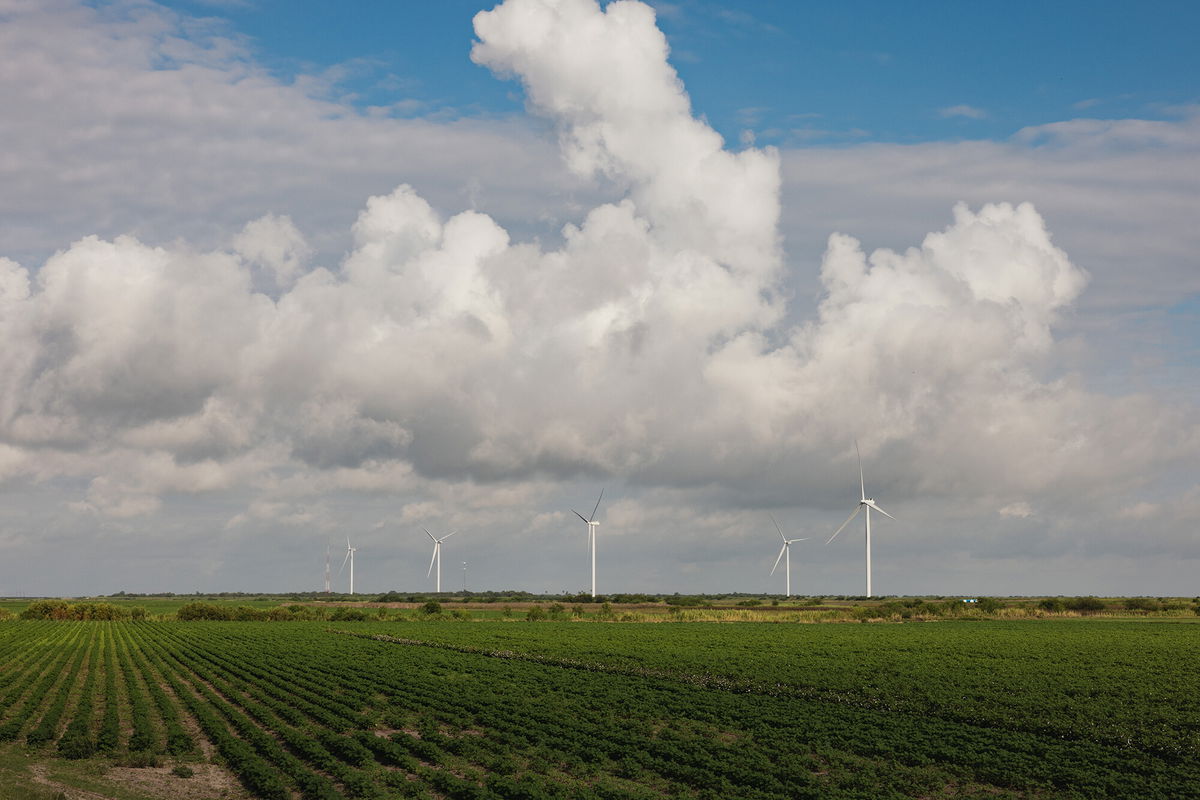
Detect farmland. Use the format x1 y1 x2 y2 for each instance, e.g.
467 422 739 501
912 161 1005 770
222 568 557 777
0 619 1197 799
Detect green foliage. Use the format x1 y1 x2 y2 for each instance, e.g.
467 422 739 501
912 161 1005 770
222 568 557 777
421 600 442 615
18 600 138 621
1 614 1197 800
1039 597 1065 612
171 764 195 778
1066 596 1107 613
525 605 547 621
1123 597 1160 611
329 607 370 622
176 602 235 621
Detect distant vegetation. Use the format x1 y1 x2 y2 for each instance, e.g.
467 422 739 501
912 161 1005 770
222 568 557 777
2 593 1197 623
17 600 147 621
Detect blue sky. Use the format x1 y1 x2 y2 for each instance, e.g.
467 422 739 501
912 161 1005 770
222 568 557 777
158 0 1200 146
0 0 1197 596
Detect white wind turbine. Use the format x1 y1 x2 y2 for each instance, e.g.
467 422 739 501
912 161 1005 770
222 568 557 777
424 528 457 593
769 515 808 598
826 441 895 597
338 538 357 595
571 489 604 598
324 543 331 594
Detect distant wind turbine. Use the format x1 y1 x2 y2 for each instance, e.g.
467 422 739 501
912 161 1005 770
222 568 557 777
424 528 457 593
338 538 356 595
571 489 604 598
826 441 895 597
769 515 808 598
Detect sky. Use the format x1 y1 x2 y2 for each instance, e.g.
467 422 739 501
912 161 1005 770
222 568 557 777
1 0 1198 598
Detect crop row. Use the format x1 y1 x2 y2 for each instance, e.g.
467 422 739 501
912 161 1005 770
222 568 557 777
342 619 1200 761
1 620 1197 799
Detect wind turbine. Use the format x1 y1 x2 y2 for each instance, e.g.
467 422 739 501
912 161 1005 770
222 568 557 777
769 515 808 598
424 528 457 593
826 441 895 597
324 543 331 594
571 489 604 598
338 538 356 595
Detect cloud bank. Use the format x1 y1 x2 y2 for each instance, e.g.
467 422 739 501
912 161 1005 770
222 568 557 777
0 0 1196 594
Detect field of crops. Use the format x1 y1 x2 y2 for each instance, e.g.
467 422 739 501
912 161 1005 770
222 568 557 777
0 619 1197 800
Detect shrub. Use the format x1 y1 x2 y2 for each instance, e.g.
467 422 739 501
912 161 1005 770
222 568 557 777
0 608 14 621
329 607 369 622
450 609 471 621
171 764 195 778
1065 596 1106 613
20 600 71 620
525 606 547 622
1124 597 1160 611
1038 598 1065 612
421 600 442 615
976 597 1003 613
177 602 234 621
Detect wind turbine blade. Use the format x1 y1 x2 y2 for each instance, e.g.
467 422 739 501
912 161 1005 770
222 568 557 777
338 549 351 576
788 538 810 543
865 500 896 521
423 527 436 541
427 546 438 578
769 514 787 543
826 505 863 545
770 544 787 575
572 509 590 525
855 439 865 501
590 488 605 522
440 530 458 541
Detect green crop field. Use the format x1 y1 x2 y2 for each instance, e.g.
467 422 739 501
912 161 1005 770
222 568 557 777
0 619 1196 800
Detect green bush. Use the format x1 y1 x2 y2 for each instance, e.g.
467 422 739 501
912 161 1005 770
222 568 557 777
177 602 234 621
525 606 547 622
1065 596 1106 613
19 601 137 621
1038 598 1065 612
1123 597 1160 611
421 600 442 615
171 764 195 778
329 607 369 622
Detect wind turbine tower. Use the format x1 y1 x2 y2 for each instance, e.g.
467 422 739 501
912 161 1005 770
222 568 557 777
338 538 357 595
424 529 457 592
769 515 808 598
826 441 896 597
324 543 331 594
571 489 604 598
